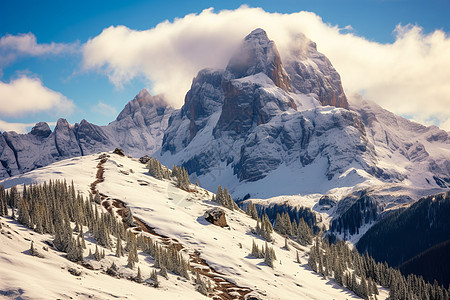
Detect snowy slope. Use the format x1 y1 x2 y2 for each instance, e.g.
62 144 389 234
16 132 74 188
0 152 390 299
0 217 204 300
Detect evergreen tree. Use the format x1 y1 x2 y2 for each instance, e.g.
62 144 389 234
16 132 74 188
246 201 258 219
115 236 124 257
135 266 143 283
283 237 290 250
94 245 101 261
359 276 369 299
160 265 168 279
0 185 7 216
150 269 159 287
195 272 211 296
127 247 136 269
264 242 276 268
29 241 38 256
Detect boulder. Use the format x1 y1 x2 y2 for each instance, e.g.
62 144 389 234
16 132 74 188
113 148 125 156
139 155 151 164
204 208 228 227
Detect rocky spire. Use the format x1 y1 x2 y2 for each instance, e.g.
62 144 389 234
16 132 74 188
116 88 169 122
283 33 349 109
226 28 292 92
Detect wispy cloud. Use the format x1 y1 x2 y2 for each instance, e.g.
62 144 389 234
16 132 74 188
0 32 79 69
91 101 117 117
81 6 450 130
0 75 75 117
0 120 56 134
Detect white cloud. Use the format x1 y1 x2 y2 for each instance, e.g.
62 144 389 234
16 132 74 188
0 76 75 117
0 120 56 134
81 6 450 130
91 101 117 117
0 33 78 68
440 118 450 132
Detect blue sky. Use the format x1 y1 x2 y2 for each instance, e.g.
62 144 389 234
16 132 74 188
0 0 449 132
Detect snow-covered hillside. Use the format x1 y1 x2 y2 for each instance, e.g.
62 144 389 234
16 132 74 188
0 151 389 299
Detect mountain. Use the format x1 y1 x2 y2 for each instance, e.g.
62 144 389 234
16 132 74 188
159 28 449 203
0 89 174 178
0 151 377 300
0 28 449 245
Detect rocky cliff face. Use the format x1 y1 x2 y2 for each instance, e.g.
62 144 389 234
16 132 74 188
283 33 349 109
226 28 292 92
0 89 173 178
159 28 449 199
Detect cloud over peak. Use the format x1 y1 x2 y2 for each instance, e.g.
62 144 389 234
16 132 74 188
79 6 449 130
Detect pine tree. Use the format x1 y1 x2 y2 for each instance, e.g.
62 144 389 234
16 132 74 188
0 185 6 216
150 269 159 287
196 272 210 296
251 240 258 257
351 272 357 293
29 241 38 256
94 244 101 261
135 266 143 283
115 236 124 257
160 265 168 279
359 276 369 299
264 242 276 268
78 229 86 249
283 237 290 250
246 201 258 219
127 248 136 269
67 238 83 262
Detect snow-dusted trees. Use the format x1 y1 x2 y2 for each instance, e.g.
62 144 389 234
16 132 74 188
245 201 258 219
250 240 264 259
150 269 159 287
274 212 292 236
0 185 7 216
115 233 124 257
195 271 213 296
214 186 239 211
126 232 139 268
67 237 84 262
136 234 190 280
296 218 313 246
172 166 190 190
254 214 273 242
148 158 170 180
308 237 449 300
264 242 277 268
146 157 191 190
273 211 313 246
250 240 276 268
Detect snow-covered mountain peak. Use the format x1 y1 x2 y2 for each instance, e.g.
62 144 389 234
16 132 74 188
283 33 349 109
226 28 292 92
116 89 170 122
